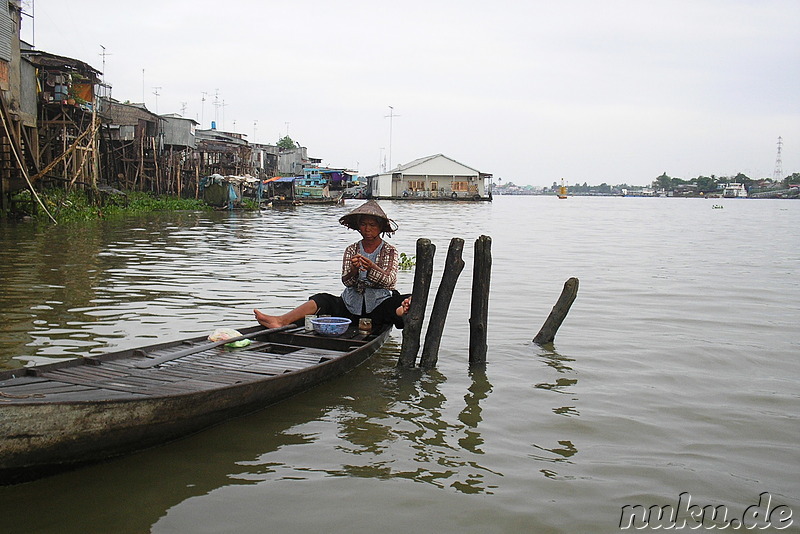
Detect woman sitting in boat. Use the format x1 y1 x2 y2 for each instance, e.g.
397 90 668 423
254 200 411 330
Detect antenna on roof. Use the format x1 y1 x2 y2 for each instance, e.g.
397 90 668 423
20 1 34 46
201 91 208 128
152 86 162 114
213 89 221 126
221 99 228 131
99 45 111 83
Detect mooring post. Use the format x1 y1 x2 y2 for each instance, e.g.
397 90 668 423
469 235 492 367
533 277 579 345
398 238 436 368
420 237 465 369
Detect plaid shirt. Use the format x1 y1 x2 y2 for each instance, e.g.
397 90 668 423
341 240 398 290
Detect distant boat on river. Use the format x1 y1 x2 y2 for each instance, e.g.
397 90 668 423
558 179 568 199
722 183 748 198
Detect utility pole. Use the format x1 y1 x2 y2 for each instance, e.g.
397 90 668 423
253 120 258 142
385 106 400 170
180 102 187 116
773 136 783 183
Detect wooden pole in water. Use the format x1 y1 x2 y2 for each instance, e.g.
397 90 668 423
420 237 465 369
533 277 579 345
398 238 436 368
469 235 492 367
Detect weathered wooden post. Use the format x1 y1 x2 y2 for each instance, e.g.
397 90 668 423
398 238 436 368
420 237 465 369
533 277 579 345
469 235 492 367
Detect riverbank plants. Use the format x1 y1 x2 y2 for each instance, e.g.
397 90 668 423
7 188 214 223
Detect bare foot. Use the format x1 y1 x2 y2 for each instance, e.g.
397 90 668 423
254 309 285 329
396 297 411 317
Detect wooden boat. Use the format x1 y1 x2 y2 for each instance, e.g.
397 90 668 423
263 175 345 207
0 322 392 485
267 190 344 207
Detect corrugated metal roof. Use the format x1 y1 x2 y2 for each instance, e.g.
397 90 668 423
21 50 101 76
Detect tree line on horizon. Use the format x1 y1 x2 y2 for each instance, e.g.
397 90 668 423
496 172 799 195
650 172 799 194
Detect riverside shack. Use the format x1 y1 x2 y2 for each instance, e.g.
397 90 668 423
98 98 162 190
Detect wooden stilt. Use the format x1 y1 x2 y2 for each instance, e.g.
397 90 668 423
533 277 579 345
469 235 492 367
420 237 465 369
398 238 436 368
152 137 160 194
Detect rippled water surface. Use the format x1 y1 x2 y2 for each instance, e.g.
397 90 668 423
1 197 798 533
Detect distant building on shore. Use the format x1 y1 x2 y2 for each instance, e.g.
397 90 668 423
370 154 491 201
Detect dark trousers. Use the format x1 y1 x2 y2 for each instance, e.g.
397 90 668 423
310 291 410 329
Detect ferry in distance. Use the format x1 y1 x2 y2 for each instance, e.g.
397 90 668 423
722 183 747 198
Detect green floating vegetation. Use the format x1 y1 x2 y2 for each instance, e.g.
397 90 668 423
240 198 260 211
399 252 416 270
8 188 214 223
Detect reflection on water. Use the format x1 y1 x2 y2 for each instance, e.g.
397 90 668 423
230 346 499 495
536 346 579 415
531 345 581 480
1 198 799 533
458 368 492 454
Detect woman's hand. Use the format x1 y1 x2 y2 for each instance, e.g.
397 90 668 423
352 254 377 272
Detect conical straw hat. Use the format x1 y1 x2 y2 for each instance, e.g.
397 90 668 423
339 200 398 235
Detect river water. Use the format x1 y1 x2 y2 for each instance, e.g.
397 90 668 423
0 196 798 533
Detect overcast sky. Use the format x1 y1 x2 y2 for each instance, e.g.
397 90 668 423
23 0 800 186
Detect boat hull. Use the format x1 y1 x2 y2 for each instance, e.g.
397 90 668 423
0 324 391 484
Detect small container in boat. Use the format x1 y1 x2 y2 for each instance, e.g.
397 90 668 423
304 315 317 332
